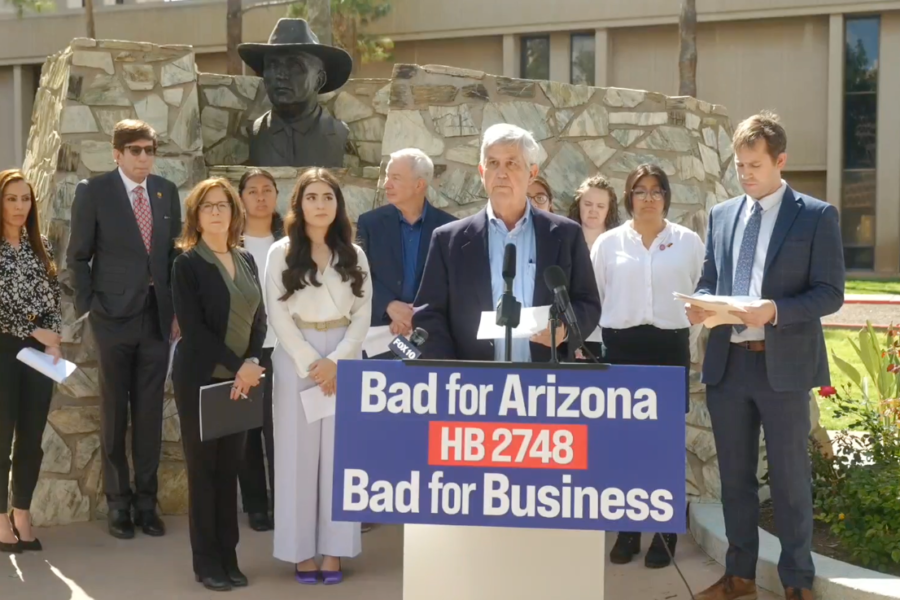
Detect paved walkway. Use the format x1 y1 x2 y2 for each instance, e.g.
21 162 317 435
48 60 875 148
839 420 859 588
1 517 780 600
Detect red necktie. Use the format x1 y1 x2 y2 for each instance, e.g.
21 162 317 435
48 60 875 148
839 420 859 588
133 186 153 252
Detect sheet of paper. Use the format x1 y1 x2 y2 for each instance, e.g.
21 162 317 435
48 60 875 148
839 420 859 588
363 325 394 357
476 305 552 340
300 385 336 424
166 338 180 381
673 293 758 328
16 347 78 384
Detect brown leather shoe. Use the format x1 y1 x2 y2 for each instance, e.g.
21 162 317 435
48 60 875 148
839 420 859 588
695 574 758 600
785 588 814 600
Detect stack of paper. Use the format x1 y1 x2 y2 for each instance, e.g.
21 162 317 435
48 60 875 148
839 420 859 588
476 305 552 340
673 293 757 328
16 348 78 383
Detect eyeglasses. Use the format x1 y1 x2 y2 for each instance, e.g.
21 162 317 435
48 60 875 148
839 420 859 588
528 194 551 206
632 189 665 202
199 202 232 214
124 145 156 157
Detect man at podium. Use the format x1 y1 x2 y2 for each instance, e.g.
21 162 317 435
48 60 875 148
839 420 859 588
413 123 600 361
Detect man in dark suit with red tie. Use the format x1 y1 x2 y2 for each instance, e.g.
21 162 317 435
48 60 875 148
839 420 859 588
67 119 182 540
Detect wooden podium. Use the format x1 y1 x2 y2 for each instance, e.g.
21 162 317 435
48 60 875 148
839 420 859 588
403 525 606 600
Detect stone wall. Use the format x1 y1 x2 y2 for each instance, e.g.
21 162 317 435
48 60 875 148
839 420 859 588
21 38 206 525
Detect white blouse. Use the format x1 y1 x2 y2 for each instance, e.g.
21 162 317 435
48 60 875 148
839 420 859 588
265 237 373 378
590 220 704 331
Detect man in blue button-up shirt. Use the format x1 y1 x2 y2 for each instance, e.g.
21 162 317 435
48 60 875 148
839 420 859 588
414 124 601 363
357 149 456 346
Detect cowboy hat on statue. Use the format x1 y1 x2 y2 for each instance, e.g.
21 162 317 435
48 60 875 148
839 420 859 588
239 18 354 168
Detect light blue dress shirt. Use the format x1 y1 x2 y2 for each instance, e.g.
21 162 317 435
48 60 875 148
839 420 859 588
486 201 537 363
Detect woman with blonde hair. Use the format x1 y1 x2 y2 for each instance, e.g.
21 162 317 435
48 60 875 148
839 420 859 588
268 168 372 585
567 175 621 249
0 169 62 554
171 178 267 591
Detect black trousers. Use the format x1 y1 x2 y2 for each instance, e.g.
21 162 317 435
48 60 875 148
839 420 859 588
94 292 169 511
0 334 54 513
602 325 691 543
238 347 274 514
176 376 246 578
707 346 814 589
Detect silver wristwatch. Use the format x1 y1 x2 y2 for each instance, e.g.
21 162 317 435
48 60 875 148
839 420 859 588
245 357 260 365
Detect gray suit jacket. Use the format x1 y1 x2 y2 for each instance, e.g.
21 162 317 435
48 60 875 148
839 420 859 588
66 169 182 338
696 186 845 392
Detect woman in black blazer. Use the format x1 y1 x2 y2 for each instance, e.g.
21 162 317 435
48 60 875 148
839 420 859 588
172 178 267 592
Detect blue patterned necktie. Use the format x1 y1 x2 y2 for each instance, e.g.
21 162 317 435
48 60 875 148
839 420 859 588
733 201 763 333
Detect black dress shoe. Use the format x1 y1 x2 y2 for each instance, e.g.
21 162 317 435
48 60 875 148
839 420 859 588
108 509 135 540
0 540 21 554
226 566 248 587
644 533 678 569
133 510 166 537
9 510 42 552
248 512 271 532
609 532 642 564
195 573 233 592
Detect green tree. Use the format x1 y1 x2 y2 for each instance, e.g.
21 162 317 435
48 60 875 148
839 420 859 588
228 0 391 76
286 0 393 75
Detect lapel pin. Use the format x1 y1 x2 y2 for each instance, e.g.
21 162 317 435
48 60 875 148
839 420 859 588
667 243 673 248
156 192 162 198
659 244 666 251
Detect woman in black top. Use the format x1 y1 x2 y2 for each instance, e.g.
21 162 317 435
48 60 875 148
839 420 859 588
172 178 267 591
0 169 62 554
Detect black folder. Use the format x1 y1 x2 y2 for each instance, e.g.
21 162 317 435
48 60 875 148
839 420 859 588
199 376 265 442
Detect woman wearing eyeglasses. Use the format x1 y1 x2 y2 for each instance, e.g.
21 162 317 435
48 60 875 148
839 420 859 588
171 178 267 591
527 175 554 213
590 164 704 569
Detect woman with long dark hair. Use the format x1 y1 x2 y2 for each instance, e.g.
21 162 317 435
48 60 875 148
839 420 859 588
172 178 267 591
267 168 371 585
0 169 62 553
591 164 703 569
237 168 284 533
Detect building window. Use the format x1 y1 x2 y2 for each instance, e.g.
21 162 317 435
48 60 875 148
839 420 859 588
841 17 880 270
520 36 550 81
571 33 595 86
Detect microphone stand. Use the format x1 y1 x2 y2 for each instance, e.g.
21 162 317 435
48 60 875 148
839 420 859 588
549 303 561 364
496 279 521 363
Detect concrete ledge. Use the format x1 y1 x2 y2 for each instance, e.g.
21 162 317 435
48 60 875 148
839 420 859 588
689 502 900 600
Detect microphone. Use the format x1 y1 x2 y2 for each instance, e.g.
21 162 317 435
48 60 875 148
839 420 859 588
389 327 429 360
501 243 516 293
543 265 583 348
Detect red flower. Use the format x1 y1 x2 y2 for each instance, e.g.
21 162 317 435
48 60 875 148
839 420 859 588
888 364 900 374
819 386 837 397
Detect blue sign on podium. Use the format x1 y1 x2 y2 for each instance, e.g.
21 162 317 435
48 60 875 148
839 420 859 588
332 360 687 533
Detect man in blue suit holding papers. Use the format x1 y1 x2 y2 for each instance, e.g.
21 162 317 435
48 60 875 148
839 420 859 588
687 112 844 600
413 123 600 363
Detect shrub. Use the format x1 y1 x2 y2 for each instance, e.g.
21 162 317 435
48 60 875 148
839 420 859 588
811 322 900 571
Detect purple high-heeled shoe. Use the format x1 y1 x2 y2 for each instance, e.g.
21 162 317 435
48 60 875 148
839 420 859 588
321 559 343 585
294 569 320 585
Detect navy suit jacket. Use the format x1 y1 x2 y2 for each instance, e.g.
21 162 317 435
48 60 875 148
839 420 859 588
356 200 456 326
413 206 601 362
696 186 845 392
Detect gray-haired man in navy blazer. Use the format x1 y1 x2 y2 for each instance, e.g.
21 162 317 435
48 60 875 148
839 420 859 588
687 112 844 600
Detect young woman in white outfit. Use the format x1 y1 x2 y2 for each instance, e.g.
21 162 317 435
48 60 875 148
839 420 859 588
265 168 372 585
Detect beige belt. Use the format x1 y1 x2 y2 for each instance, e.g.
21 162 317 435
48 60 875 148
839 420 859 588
293 316 351 331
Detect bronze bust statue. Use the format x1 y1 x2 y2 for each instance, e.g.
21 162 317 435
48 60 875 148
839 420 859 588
238 19 353 168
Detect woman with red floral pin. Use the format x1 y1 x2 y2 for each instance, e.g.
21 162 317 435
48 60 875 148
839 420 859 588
589 164 705 569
